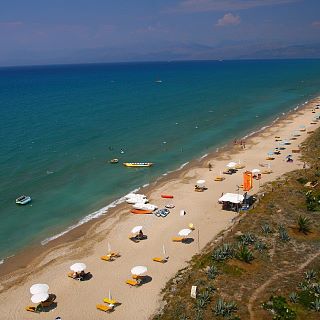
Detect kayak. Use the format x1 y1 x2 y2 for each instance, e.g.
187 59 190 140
130 209 153 214
161 194 174 199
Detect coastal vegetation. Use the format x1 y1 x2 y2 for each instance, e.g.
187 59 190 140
153 128 320 320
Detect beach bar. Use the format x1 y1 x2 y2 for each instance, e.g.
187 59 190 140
218 193 244 211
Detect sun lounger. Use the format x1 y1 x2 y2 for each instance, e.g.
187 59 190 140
152 256 168 263
126 279 140 286
25 306 37 313
96 304 113 312
172 237 184 242
266 157 275 160
103 298 118 305
128 236 140 242
100 255 113 261
214 177 225 181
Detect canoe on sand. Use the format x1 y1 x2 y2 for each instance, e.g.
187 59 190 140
130 209 153 214
161 195 174 199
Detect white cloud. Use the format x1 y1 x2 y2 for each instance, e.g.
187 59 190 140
216 13 240 27
168 0 300 13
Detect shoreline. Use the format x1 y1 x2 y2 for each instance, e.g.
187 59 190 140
0 97 315 281
1 96 320 319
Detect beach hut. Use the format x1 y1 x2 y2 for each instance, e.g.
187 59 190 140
218 193 244 211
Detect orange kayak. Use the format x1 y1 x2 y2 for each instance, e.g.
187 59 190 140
130 209 153 214
161 194 174 199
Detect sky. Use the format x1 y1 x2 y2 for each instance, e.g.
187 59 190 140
0 0 320 66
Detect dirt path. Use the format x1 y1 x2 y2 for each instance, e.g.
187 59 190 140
248 252 320 320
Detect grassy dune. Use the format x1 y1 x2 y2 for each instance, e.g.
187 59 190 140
153 129 320 320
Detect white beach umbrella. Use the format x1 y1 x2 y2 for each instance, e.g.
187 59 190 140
162 244 167 257
30 283 49 295
131 265 148 276
131 225 143 234
70 262 87 272
196 179 206 188
178 228 192 237
107 242 111 254
226 162 237 168
251 169 261 174
31 292 49 304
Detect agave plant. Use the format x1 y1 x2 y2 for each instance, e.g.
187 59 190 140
311 283 320 294
261 223 273 235
213 298 237 317
310 298 320 312
254 240 267 252
297 216 312 234
236 244 254 263
212 243 234 262
179 314 189 320
298 281 310 291
197 290 211 307
288 292 299 303
238 232 256 245
305 269 317 282
207 265 219 280
278 225 290 242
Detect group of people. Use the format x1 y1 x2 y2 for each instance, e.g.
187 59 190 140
234 139 246 149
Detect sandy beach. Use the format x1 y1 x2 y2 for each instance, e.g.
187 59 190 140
1 97 320 320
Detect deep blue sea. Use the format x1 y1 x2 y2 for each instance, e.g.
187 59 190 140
1 59 320 262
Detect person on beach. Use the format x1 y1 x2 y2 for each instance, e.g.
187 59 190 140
137 229 144 240
208 163 212 171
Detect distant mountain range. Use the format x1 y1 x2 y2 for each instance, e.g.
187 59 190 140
1 42 320 67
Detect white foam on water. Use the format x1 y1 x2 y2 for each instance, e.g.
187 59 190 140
200 153 208 160
41 187 141 246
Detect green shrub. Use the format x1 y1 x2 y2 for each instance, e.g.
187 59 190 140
235 244 254 263
263 295 296 320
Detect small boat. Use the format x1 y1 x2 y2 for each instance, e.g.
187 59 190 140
109 158 119 164
16 195 32 205
161 194 174 199
130 209 153 214
123 163 153 167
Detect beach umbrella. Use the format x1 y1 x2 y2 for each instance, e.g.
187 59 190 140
131 225 143 234
226 162 237 168
107 242 111 254
162 244 167 257
196 180 205 188
131 266 148 276
178 228 192 237
70 262 87 272
252 169 260 174
31 292 49 304
30 283 49 295
267 151 274 156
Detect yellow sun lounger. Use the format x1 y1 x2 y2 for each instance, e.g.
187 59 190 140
172 237 184 242
96 304 113 312
126 279 140 286
101 255 113 261
25 306 37 313
152 256 168 263
214 177 225 181
103 298 118 305
266 157 275 160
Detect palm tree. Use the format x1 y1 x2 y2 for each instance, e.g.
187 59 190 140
297 215 311 234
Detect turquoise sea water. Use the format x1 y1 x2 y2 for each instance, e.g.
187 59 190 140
1 59 320 261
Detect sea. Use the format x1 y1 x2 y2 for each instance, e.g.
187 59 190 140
1 59 320 263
